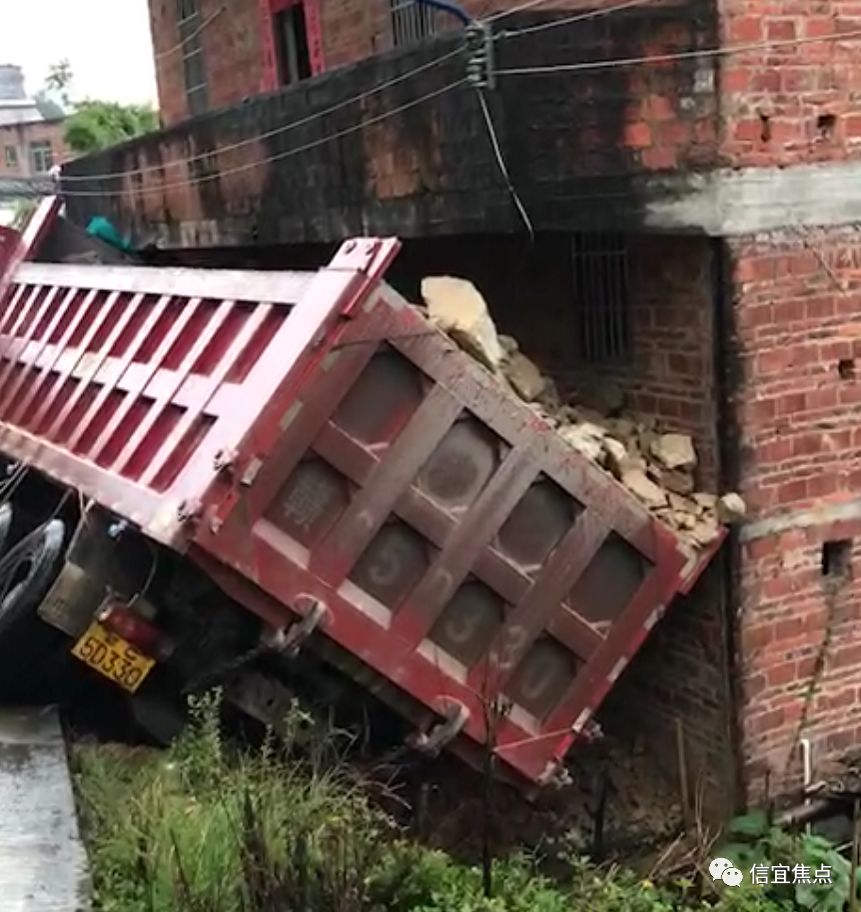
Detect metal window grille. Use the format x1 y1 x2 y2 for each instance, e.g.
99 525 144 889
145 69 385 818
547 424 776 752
390 0 441 46
571 233 631 363
177 0 209 116
29 141 53 175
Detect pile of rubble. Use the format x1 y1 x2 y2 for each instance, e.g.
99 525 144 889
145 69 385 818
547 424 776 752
421 276 745 550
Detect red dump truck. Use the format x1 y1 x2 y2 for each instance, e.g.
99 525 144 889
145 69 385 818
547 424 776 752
0 199 721 790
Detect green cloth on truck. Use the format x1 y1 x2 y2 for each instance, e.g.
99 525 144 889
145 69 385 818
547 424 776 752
86 216 133 252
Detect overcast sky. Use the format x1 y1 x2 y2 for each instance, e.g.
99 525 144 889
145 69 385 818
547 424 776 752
0 0 158 107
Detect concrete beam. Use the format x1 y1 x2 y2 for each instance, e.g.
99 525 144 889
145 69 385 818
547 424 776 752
740 498 861 542
644 161 861 236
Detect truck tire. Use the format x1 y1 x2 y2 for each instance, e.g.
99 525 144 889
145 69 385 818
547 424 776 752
0 518 67 699
0 503 12 557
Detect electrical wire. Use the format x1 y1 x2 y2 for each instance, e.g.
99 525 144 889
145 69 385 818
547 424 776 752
59 79 465 198
60 47 464 184
154 5 226 60
476 88 534 239
495 26 861 76
499 0 660 39
53 16 861 200
481 0 561 24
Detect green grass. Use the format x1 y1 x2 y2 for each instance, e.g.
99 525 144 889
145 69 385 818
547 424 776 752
71 691 835 912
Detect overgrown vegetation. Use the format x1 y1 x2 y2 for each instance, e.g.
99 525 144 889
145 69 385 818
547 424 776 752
38 58 158 156
73 692 859 912
64 102 159 155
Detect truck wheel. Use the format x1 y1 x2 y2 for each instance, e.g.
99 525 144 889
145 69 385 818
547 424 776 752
0 518 67 699
0 503 12 556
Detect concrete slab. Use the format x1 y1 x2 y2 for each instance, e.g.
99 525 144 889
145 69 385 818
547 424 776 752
0 707 90 912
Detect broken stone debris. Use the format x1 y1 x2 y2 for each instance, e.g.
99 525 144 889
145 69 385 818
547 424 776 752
421 276 746 548
717 492 747 525
422 276 505 370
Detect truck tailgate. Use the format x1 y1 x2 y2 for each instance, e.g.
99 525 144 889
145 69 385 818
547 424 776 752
0 213 720 788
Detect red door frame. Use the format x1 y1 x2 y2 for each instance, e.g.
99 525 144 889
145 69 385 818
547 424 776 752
259 0 325 93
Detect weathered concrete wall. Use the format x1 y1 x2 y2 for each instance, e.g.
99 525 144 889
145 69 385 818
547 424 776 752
67 2 719 245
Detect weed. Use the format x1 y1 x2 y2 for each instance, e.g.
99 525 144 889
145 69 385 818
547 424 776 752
73 693 857 912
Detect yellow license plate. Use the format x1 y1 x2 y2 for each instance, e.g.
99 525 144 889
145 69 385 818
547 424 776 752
71 622 155 694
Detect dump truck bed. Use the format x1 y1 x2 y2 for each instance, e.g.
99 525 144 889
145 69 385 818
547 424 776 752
0 201 720 787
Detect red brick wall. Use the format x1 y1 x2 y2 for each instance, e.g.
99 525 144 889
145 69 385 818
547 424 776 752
450 235 718 486
149 0 265 126
149 0 720 172
721 3 861 166
729 228 861 797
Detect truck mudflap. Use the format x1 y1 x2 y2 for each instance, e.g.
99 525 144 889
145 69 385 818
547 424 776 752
0 201 724 789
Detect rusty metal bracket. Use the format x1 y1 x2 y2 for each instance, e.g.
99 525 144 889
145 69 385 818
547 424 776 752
409 699 470 755
276 595 328 658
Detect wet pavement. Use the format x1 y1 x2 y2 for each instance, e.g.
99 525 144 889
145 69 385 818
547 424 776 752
0 707 89 911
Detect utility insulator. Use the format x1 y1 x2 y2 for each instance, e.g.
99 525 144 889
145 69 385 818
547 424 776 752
465 21 495 90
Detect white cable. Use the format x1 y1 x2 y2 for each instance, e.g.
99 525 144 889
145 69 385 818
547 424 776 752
60 79 465 198
61 47 463 183
476 89 534 239
496 26 861 76
154 5 226 60
499 0 659 39
481 0 558 24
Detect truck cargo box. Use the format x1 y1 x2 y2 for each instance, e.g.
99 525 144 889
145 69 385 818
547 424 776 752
0 200 722 788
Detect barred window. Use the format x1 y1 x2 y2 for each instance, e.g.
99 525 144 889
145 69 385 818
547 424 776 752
177 0 208 117
571 233 631 363
390 0 441 46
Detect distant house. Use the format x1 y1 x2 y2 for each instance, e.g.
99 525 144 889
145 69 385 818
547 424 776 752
0 64 69 179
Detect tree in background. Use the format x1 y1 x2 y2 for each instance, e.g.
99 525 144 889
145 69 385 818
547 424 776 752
64 102 159 155
44 59 73 108
39 60 159 156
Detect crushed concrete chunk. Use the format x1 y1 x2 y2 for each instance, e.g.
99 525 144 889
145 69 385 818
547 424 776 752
691 517 721 546
539 378 562 412
717 492 747 524
602 437 628 477
499 334 519 358
505 352 546 402
659 468 695 495
622 469 668 509
650 433 697 470
422 276 504 370
560 423 606 461
693 492 718 512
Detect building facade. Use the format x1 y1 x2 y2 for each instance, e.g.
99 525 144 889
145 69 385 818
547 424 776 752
63 0 861 813
0 65 68 179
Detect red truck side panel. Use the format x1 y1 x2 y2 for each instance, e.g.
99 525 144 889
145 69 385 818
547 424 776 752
0 220 716 788
193 279 699 786
0 237 399 549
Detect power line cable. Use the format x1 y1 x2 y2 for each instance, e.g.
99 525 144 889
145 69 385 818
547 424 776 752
59 79 465 198
61 48 464 183
476 88 534 238
481 0 561 24
154 5 226 60
496 26 861 76
499 0 660 39
61 0 661 186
